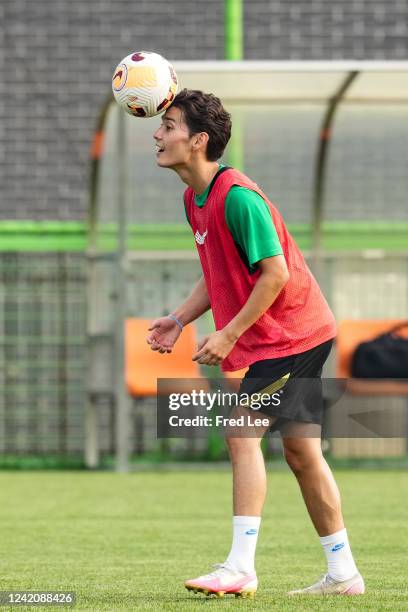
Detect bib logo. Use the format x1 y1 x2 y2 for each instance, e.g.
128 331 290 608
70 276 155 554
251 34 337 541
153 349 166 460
195 229 208 245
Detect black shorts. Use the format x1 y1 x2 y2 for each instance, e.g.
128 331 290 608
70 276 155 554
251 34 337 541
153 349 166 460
238 339 334 430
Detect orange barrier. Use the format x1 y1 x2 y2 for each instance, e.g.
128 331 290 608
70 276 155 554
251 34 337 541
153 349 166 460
125 318 209 396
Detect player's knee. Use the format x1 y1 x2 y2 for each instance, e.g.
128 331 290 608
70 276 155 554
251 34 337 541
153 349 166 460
225 435 259 458
283 443 318 476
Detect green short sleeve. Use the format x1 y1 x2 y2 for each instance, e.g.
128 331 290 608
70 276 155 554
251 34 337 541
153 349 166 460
225 186 284 271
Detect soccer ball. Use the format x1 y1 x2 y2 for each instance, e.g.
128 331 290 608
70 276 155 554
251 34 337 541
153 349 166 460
112 51 178 118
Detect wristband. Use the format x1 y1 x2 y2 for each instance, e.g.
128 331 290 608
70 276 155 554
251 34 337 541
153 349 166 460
168 314 184 331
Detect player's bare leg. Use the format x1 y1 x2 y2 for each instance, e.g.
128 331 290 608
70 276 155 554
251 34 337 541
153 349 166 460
283 435 364 595
185 407 273 598
225 405 275 516
282 436 343 535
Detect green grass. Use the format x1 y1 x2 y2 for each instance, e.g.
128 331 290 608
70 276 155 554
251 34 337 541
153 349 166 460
0 470 407 610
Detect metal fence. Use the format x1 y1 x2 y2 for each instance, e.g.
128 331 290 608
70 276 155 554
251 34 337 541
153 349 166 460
0 253 87 455
1 251 407 461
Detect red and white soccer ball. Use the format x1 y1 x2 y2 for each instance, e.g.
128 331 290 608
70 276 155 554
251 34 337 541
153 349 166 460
112 51 178 118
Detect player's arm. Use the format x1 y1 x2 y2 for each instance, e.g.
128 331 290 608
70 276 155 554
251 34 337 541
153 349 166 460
147 275 211 353
172 275 211 326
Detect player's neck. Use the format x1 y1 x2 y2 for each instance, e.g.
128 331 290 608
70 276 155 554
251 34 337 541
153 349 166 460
176 161 220 195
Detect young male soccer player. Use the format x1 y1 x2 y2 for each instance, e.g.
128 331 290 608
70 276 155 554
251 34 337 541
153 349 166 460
147 89 364 598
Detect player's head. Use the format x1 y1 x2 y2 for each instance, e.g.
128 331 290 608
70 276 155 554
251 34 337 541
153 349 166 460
153 89 231 168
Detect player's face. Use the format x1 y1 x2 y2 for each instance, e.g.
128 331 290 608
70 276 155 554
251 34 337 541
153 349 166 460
153 106 194 168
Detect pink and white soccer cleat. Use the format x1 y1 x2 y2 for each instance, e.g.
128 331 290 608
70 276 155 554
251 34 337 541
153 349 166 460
288 572 365 596
185 563 258 598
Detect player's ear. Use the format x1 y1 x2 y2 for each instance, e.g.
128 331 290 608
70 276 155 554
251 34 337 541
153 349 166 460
193 132 209 151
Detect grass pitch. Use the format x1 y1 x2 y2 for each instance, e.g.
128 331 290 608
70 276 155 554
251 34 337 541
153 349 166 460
0 469 407 611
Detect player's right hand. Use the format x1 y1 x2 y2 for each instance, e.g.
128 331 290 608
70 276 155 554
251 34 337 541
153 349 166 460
146 317 182 354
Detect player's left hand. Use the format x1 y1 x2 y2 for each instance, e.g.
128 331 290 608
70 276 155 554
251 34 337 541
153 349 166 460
192 330 237 366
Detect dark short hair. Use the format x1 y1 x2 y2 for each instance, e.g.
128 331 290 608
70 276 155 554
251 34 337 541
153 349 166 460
170 89 232 161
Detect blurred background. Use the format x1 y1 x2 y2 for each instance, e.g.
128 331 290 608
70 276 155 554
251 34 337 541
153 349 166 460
1 0 408 470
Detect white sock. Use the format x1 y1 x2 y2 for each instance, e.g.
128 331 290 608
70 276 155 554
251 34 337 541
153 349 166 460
225 516 261 574
320 528 358 581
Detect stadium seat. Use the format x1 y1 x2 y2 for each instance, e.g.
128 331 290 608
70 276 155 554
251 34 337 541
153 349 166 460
336 319 408 395
125 318 209 397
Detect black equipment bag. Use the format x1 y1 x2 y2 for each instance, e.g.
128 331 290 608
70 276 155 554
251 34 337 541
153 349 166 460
351 321 408 378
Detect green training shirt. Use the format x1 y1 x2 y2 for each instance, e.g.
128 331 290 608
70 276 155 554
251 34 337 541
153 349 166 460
191 167 283 273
